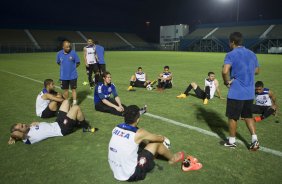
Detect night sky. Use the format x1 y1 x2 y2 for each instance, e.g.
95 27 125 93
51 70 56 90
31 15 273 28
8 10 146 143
0 0 281 42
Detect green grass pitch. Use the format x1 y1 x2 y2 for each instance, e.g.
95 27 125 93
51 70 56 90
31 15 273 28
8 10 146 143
0 51 281 184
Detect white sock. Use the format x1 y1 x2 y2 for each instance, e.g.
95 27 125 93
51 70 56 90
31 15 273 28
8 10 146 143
229 137 236 144
73 100 77 105
252 134 258 143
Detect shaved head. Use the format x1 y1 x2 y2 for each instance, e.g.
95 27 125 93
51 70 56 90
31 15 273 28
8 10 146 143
62 40 71 53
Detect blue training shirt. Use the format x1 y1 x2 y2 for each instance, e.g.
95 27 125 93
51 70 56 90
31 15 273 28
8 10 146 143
56 50 80 80
95 44 105 64
224 46 259 100
94 82 118 104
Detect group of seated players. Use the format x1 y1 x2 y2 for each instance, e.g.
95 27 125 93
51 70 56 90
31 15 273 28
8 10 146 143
7 44 277 181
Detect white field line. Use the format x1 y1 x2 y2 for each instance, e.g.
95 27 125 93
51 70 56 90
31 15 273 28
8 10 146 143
1 69 282 158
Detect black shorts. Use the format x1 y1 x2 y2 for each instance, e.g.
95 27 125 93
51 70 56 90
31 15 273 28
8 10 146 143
95 98 127 116
99 64 106 73
86 63 100 74
56 111 78 136
226 99 253 120
134 80 146 88
194 86 206 99
252 104 269 114
61 79 77 90
128 149 155 182
41 105 57 118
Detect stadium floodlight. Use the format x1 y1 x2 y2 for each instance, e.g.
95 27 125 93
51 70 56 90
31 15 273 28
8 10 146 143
218 0 239 23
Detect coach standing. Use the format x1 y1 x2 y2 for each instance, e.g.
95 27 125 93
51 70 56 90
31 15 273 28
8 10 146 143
222 32 260 150
95 41 106 74
57 40 80 105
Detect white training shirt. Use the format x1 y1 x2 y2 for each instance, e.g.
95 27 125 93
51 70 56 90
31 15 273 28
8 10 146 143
22 122 63 144
135 72 146 82
36 90 50 117
85 45 97 64
205 79 216 99
108 124 139 181
255 88 272 106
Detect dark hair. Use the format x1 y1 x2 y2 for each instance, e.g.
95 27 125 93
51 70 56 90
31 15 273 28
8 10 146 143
94 40 99 44
87 38 93 41
164 66 169 69
103 71 111 78
44 79 53 88
255 81 264 88
229 32 243 46
10 123 17 133
124 105 140 124
208 72 215 76
138 67 142 70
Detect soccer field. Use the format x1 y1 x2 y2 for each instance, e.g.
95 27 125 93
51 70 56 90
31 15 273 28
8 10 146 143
0 51 281 184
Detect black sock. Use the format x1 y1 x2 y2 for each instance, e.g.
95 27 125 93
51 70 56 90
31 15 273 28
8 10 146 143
184 84 193 95
78 119 90 129
204 86 210 99
130 81 135 86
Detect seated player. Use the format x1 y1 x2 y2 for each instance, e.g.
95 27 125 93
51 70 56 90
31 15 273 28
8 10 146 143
8 100 96 145
157 66 173 90
176 72 223 104
36 79 64 118
108 105 202 182
252 81 277 122
95 71 147 116
94 71 127 116
127 67 156 91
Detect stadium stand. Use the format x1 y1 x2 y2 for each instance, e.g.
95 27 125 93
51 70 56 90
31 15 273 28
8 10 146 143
30 30 85 51
267 24 282 39
118 33 149 47
0 29 34 52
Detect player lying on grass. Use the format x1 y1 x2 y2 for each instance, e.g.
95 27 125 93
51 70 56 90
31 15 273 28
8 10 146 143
252 81 277 122
157 65 173 91
127 67 156 91
94 71 146 116
8 100 96 145
176 72 224 104
108 105 202 182
36 79 64 118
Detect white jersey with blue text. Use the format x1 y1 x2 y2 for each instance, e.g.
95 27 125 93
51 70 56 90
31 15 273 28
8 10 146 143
108 123 139 181
205 79 216 99
162 72 172 79
36 90 50 117
255 88 272 106
22 122 63 144
85 45 97 64
135 72 146 82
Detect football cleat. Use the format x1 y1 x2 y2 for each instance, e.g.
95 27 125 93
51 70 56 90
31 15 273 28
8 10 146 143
176 93 187 98
139 105 147 115
224 142 237 149
182 157 202 172
127 86 134 91
203 98 208 105
249 140 260 151
254 116 262 122
83 127 99 133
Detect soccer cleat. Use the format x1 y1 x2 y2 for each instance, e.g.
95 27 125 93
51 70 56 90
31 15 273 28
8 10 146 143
203 98 208 105
224 142 237 149
249 140 260 151
83 127 99 133
127 86 134 91
182 157 202 172
254 116 262 122
176 93 187 99
186 155 198 164
139 105 147 115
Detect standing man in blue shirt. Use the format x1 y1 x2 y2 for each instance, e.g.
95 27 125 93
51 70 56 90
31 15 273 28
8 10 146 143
222 32 260 151
57 40 80 105
95 41 106 75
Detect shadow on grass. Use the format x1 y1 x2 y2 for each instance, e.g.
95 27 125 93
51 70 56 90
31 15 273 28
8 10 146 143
77 90 91 105
194 105 249 148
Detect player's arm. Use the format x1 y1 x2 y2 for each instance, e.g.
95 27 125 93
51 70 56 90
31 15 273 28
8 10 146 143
43 93 64 102
222 64 232 87
135 128 165 144
74 52 80 68
83 47 88 67
56 53 61 65
214 79 224 99
158 73 163 79
166 73 173 81
269 90 277 110
255 67 259 75
8 137 16 145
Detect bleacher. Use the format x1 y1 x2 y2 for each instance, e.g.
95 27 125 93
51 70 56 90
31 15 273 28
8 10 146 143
0 29 151 53
180 21 282 53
